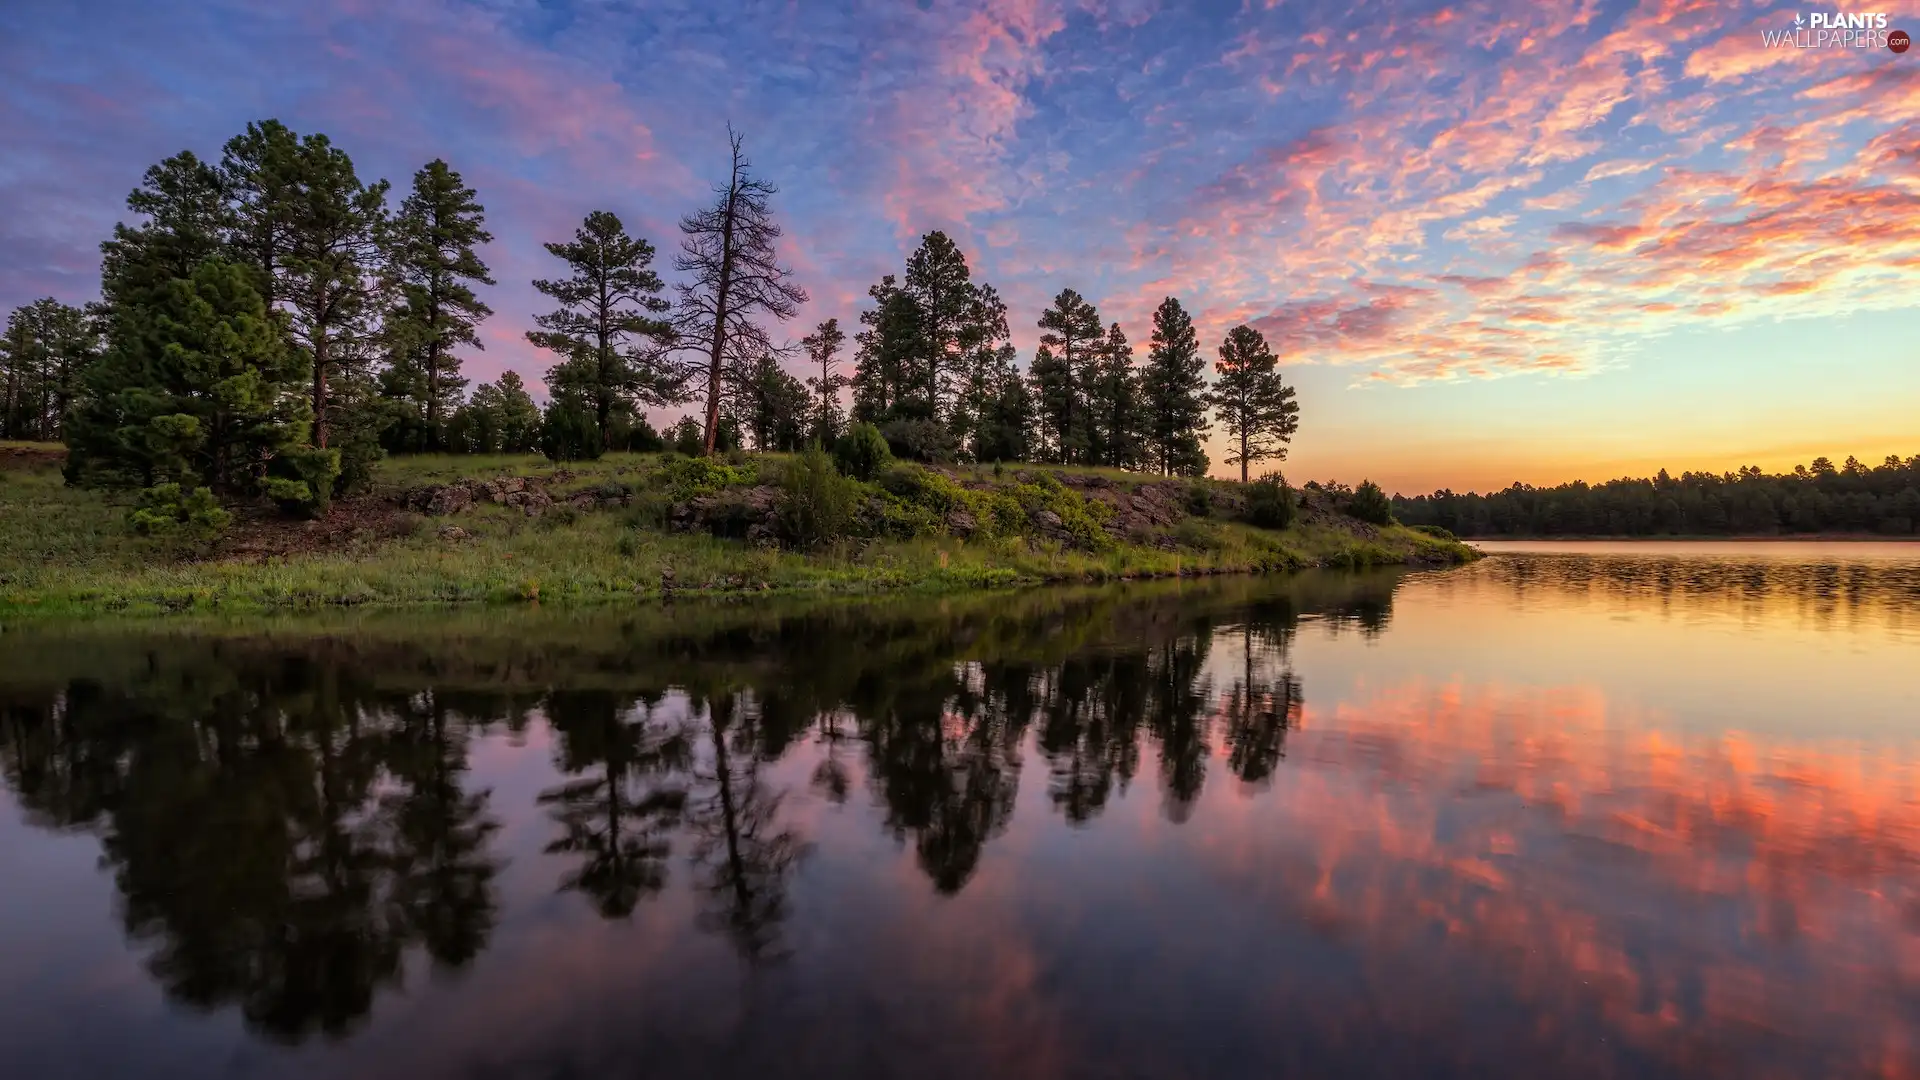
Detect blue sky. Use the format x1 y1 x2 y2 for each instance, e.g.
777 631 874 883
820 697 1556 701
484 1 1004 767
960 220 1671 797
4 0 1916 490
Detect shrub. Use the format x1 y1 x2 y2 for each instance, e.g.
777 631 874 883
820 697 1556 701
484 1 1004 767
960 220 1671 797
1242 474 1296 530
660 456 755 500
1172 518 1224 551
1411 523 1457 540
540 402 603 462
778 446 858 549
833 423 892 481
1184 481 1214 517
1346 480 1395 525
129 483 231 546
268 447 341 518
880 418 959 463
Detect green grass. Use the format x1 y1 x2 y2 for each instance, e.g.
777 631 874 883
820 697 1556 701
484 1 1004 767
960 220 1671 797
0 446 1475 618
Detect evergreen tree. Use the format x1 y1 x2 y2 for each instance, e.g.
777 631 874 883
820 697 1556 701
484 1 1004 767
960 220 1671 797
974 355 1036 464
101 152 232 311
453 370 540 453
730 352 812 452
277 132 390 452
1139 296 1210 476
1086 322 1144 469
527 211 681 450
1027 343 1069 463
218 120 301 309
1 298 98 441
383 160 494 450
674 128 807 455
851 277 926 423
63 259 311 496
900 231 1010 421
800 318 847 444
1036 289 1101 464
1207 324 1299 483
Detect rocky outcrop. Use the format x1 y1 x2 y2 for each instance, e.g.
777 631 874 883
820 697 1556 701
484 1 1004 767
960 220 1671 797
402 473 631 519
670 484 783 545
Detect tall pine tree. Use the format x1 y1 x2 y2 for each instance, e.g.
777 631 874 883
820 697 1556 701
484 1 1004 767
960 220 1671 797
1 299 98 441
851 277 925 423
382 160 493 451
800 318 847 444
527 211 681 450
1139 296 1210 476
1086 322 1143 469
1036 289 1101 464
1208 324 1299 483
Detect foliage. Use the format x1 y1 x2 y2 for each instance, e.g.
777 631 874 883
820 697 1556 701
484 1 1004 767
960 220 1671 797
539 401 603 462
778 446 858 549
1242 474 1297 530
801 318 848 443
1392 454 1920 537
1410 524 1456 540
661 455 755 500
449 371 541 454
880 417 959 463
832 422 892 481
65 258 310 495
268 446 341 517
528 210 682 450
129 482 231 545
1034 289 1102 463
1347 480 1395 525
728 350 811 452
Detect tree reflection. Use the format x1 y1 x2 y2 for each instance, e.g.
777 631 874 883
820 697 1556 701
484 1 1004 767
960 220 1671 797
689 691 808 962
539 689 690 919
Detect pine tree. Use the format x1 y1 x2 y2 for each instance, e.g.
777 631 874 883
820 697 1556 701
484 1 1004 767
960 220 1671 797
1036 289 1101 463
851 277 925 423
455 370 540 453
973 351 1035 464
64 259 311 495
277 132 390 452
800 318 847 443
101 152 232 311
527 211 681 450
1139 296 1210 476
383 160 494 450
1 299 98 441
674 128 807 455
1086 322 1143 469
219 120 301 309
1207 324 1299 483
1027 343 1069 463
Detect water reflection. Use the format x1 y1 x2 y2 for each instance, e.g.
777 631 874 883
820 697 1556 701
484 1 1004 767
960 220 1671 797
0 553 1915 1077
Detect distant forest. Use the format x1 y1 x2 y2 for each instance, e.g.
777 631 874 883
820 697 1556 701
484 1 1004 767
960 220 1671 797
1393 456 1920 537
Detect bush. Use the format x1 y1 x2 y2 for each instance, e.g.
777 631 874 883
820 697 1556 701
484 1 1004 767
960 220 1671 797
540 402 603 462
267 447 341 518
1411 524 1457 540
129 483 231 545
833 423 892 481
660 455 755 500
779 446 858 549
1241 474 1296 529
880 418 959 463
1347 480 1395 525
1185 481 1214 517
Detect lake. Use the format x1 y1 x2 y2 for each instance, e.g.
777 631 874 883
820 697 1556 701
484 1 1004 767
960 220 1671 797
2 544 1917 1079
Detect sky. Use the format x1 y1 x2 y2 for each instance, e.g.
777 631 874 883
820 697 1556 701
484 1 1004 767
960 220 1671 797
2 0 1917 493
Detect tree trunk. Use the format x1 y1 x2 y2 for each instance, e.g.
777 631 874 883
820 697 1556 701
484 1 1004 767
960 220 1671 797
702 237 736 457
313 331 329 449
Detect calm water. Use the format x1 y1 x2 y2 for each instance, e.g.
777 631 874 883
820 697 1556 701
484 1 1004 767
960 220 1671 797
2 546 1918 1079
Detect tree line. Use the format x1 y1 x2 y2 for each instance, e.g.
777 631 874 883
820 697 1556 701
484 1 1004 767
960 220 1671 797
0 120 1308 527
1393 455 1920 537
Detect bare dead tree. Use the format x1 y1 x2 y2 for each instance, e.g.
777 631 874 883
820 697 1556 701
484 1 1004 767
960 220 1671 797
674 126 807 455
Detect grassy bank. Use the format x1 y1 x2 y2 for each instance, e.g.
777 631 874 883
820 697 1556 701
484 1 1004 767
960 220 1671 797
0 441 1474 617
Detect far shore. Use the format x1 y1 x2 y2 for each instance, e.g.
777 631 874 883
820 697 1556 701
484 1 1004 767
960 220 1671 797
1467 534 1919 544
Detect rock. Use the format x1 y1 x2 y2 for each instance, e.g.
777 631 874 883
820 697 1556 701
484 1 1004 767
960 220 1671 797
1035 509 1064 529
496 476 527 495
946 510 978 536
437 525 467 541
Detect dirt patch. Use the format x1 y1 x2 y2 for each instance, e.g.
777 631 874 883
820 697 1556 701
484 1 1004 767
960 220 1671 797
220 495 424 561
0 444 65 471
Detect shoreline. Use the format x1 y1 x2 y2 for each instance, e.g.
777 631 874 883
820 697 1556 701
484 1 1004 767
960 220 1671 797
1 448 1476 620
